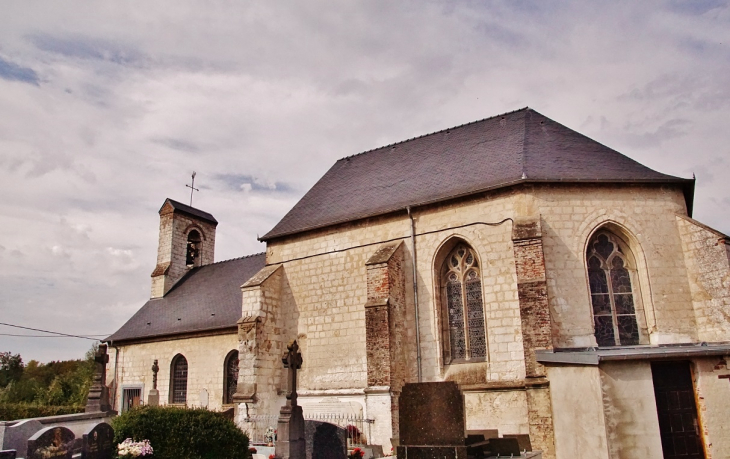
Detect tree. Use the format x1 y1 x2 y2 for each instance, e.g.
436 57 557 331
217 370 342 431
0 352 24 388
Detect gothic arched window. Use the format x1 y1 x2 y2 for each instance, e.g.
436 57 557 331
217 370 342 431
186 230 201 266
170 354 188 404
587 231 640 346
440 243 487 363
223 350 239 404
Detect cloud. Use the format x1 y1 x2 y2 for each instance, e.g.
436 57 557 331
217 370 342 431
0 1 729 362
30 33 144 66
0 56 39 85
215 174 296 194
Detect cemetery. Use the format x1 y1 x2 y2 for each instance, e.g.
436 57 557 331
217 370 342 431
1 340 543 459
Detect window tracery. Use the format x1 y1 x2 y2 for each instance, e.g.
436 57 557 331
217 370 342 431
587 231 640 346
441 243 487 362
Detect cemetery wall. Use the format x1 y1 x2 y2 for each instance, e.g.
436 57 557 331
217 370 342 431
693 358 730 459
107 333 238 411
676 216 730 343
599 362 663 459
547 365 609 459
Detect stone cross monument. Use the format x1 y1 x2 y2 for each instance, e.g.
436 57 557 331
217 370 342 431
85 344 112 413
275 340 305 459
148 359 160 406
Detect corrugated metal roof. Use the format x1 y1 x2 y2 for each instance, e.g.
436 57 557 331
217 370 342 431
262 108 694 241
105 253 265 343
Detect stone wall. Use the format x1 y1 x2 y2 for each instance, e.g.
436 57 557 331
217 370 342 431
694 357 730 459
676 215 730 343
254 181 718 453
533 184 697 347
548 365 610 459
599 362 663 459
107 333 237 411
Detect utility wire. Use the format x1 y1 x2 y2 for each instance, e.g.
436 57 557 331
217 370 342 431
0 322 106 341
0 333 107 338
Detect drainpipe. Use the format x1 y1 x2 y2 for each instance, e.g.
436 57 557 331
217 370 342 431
112 343 120 411
407 206 422 382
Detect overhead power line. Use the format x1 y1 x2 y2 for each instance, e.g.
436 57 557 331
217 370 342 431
0 322 108 341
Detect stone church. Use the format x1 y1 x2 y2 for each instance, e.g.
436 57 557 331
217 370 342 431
106 107 730 459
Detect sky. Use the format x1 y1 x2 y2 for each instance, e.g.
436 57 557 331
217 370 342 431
1 1 729 363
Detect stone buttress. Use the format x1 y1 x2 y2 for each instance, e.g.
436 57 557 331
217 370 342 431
364 242 408 442
511 217 556 459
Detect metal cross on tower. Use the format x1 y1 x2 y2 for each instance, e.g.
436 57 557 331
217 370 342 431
186 171 199 206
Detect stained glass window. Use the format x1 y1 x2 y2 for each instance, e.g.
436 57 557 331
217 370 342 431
171 354 188 404
442 243 487 362
586 231 640 346
224 350 239 404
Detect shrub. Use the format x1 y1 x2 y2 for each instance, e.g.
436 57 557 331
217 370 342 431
112 405 249 459
0 403 84 421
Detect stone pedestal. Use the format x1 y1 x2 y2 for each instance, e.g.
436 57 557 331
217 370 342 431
147 389 159 406
276 404 305 459
275 340 306 459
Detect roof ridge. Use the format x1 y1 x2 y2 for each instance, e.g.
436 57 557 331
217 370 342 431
339 107 531 161
204 252 266 266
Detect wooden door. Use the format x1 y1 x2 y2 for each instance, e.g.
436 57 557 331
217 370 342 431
651 361 704 459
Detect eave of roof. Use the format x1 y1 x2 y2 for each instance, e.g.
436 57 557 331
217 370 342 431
261 108 694 241
161 198 218 225
536 343 730 366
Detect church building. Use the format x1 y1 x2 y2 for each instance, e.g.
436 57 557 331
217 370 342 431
106 107 730 459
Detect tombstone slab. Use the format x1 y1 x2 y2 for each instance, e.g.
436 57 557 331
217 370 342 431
81 423 114 459
27 426 75 459
0 450 16 459
0 420 43 454
396 382 466 459
304 421 346 459
398 382 465 446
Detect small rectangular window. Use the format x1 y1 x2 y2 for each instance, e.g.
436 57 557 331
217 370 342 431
122 387 142 412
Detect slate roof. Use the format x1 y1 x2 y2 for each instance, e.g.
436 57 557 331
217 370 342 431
262 107 694 241
162 198 218 225
105 253 265 343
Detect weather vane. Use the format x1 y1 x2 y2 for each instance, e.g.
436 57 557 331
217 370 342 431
186 171 199 206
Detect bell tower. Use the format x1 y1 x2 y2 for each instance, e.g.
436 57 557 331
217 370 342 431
150 198 218 298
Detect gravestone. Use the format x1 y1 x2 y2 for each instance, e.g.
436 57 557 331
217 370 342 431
396 382 466 459
148 359 160 406
0 450 16 459
304 421 346 459
27 426 75 459
81 423 114 459
275 340 306 459
0 419 43 454
85 344 112 413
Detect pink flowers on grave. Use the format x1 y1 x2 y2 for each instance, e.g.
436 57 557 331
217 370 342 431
117 438 154 457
